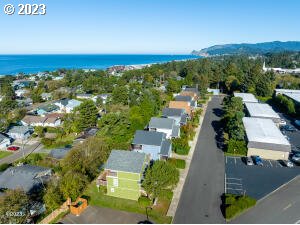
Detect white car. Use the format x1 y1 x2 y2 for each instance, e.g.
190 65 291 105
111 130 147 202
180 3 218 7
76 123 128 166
286 161 294 168
279 119 287 126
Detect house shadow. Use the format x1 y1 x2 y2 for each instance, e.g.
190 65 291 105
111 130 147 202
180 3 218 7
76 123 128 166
220 193 226 219
138 220 153 224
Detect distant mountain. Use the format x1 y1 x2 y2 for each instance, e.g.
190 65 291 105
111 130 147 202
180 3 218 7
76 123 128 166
192 41 300 56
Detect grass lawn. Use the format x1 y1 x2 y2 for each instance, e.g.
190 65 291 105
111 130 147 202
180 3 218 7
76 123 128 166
0 151 12 159
168 158 186 169
42 133 75 149
83 182 172 224
224 152 246 157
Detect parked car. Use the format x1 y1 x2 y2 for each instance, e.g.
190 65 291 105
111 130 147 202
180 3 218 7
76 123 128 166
281 125 297 132
252 155 263 166
279 160 294 168
7 146 20 151
279 119 287 126
245 157 254 166
294 120 300 128
292 153 300 164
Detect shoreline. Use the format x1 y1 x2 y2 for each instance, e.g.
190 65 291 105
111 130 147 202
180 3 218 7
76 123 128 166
0 55 200 76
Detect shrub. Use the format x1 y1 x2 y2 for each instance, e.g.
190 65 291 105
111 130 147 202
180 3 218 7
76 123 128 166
0 163 10 172
224 194 256 220
227 139 247 156
138 196 152 207
172 137 190 155
167 158 186 169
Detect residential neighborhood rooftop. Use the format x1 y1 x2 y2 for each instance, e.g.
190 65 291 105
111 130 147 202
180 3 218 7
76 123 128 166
132 130 166 146
105 150 146 174
0 165 52 193
162 108 185 117
245 102 280 119
175 95 193 102
149 117 175 130
234 92 258 103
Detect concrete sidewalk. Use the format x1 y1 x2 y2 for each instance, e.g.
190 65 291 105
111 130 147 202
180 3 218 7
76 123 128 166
167 98 210 217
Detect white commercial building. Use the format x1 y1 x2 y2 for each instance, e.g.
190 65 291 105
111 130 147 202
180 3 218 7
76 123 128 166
245 102 281 124
243 117 291 160
282 93 300 104
275 89 300 96
234 93 258 103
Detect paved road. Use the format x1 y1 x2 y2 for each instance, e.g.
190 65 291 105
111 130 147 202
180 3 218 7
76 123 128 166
0 142 42 165
61 206 147 224
231 176 300 224
174 96 225 223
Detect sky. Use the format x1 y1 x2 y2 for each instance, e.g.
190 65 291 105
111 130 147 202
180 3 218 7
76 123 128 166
0 0 299 54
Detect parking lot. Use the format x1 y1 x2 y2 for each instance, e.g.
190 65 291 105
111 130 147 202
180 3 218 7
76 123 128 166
225 156 300 199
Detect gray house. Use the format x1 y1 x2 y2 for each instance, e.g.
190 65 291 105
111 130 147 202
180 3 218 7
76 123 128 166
7 126 33 141
148 117 180 139
0 165 52 193
162 108 188 126
175 95 197 109
0 133 11 150
131 130 172 160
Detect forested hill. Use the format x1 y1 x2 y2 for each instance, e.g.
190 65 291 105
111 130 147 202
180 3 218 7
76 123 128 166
192 41 300 56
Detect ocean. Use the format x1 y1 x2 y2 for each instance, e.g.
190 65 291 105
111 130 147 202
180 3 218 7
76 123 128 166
0 54 199 75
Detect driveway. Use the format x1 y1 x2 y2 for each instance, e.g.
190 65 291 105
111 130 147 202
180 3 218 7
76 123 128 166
174 96 225 223
60 206 147 224
231 176 300 224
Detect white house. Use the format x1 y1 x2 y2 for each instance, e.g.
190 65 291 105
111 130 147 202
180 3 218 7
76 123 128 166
15 89 29 98
0 133 11 150
148 117 180 139
54 99 82 113
21 115 61 127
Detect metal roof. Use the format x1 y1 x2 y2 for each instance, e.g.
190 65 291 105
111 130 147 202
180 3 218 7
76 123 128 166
234 93 258 103
245 103 280 119
132 130 165 146
243 117 290 151
105 150 146 174
149 117 175 130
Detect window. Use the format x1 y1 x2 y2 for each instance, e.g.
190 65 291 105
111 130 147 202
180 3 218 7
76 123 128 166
113 178 118 187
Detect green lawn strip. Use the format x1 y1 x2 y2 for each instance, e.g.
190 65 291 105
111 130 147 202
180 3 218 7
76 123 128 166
49 210 70 224
224 152 246 157
0 151 12 159
42 133 75 149
84 182 172 224
225 194 256 221
167 158 186 169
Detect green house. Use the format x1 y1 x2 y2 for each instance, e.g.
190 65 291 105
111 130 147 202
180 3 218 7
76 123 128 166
104 150 148 201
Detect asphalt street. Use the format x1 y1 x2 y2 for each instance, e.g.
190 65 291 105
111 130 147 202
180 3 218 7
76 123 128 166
226 156 300 199
231 176 300 224
0 142 42 165
174 96 225 224
61 206 147 224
